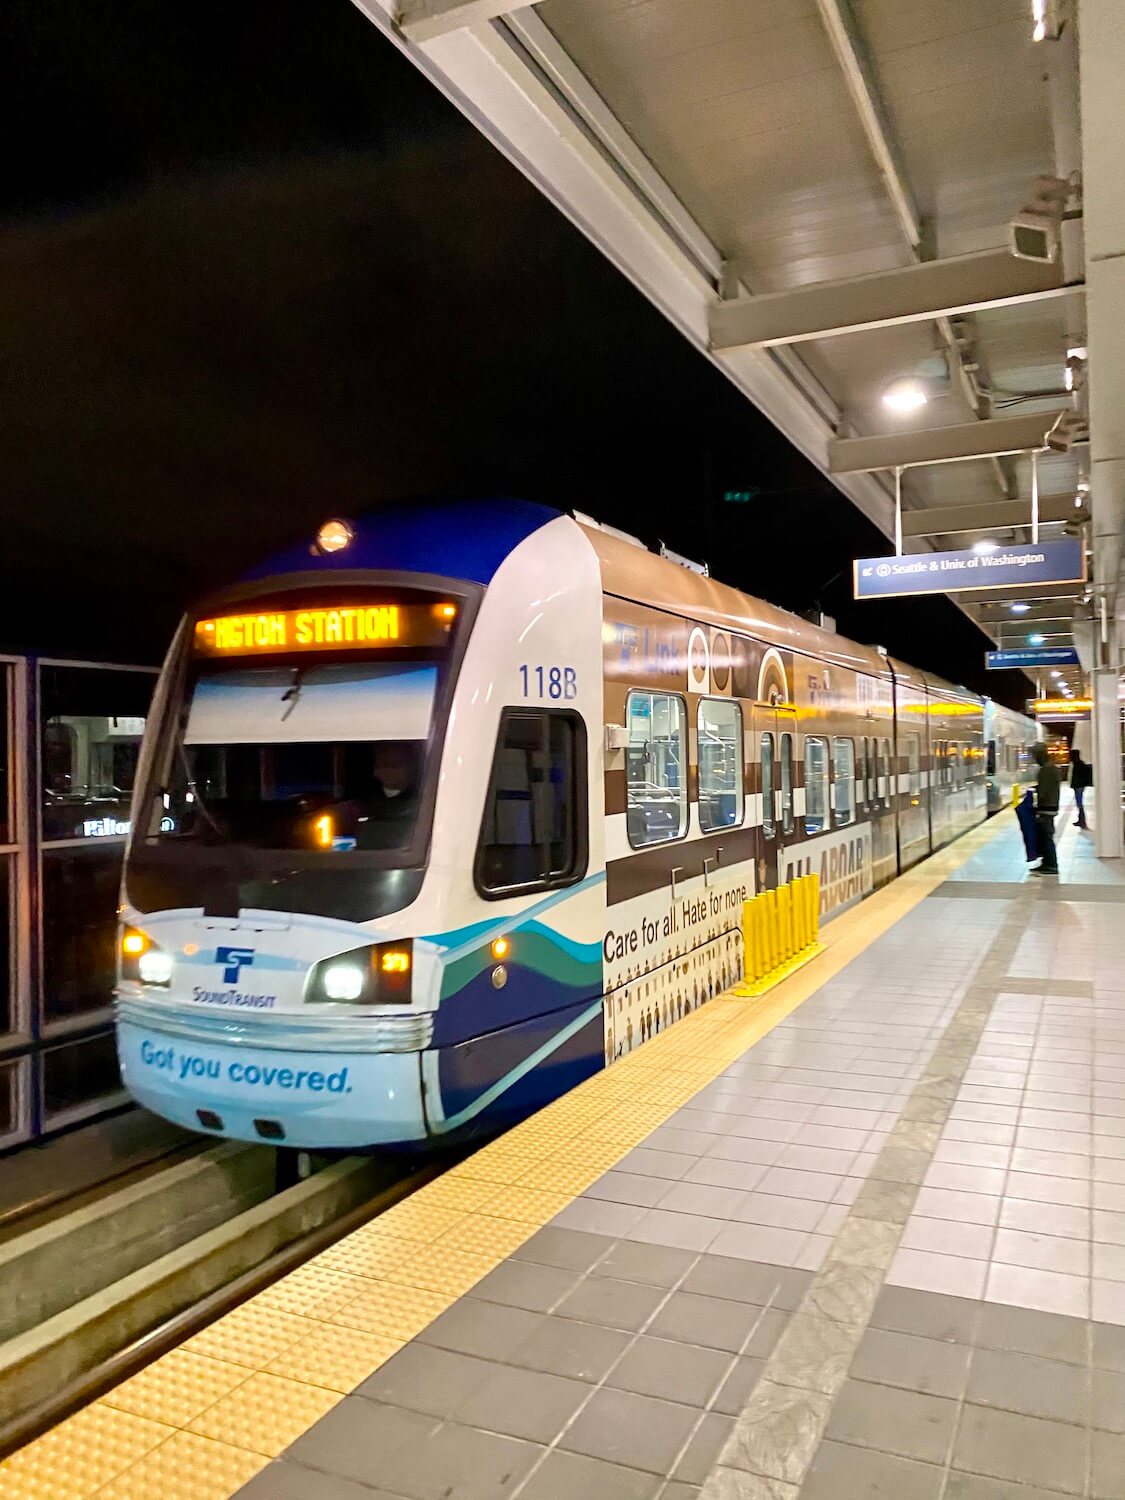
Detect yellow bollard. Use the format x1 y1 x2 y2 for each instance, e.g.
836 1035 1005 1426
759 890 773 974
780 883 793 961
809 872 821 941
795 876 808 951
744 897 760 983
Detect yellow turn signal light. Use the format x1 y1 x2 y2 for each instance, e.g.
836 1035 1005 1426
491 936 510 961
121 930 147 957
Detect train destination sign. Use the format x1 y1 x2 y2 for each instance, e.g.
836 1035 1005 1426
985 647 1080 670
194 602 457 657
853 539 1085 600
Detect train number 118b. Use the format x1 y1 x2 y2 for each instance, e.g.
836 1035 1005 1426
519 665 577 700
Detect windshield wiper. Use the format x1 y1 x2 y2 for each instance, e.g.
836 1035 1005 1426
280 667 305 720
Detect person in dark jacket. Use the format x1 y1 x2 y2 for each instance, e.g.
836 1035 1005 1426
1070 748 1093 829
1032 743 1060 875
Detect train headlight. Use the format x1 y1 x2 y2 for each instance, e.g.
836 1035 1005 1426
309 940 413 1005
121 926 172 986
322 962 366 1002
138 949 174 986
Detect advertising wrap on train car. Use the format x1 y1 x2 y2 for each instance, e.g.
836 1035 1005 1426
782 825 874 914
116 1022 427 1147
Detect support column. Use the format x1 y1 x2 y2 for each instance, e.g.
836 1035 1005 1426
1079 0 1125 857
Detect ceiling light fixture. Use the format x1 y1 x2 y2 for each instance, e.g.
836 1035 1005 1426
1010 602 1031 615
972 540 1000 555
881 378 928 415
1029 633 1047 645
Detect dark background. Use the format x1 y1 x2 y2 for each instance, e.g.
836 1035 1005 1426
1 0 1027 707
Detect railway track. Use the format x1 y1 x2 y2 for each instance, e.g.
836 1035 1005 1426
0 1141 441 1457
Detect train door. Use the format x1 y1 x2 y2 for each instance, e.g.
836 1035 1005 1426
754 705 796 890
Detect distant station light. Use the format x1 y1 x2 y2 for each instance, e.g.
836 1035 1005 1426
723 489 759 504
316 518 354 554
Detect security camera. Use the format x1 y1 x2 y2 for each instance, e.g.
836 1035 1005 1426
1009 211 1060 264
1009 175 1072 263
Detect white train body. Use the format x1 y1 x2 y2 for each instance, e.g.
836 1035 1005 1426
114 501 1031 1149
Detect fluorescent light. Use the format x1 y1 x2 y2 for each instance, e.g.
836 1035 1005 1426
1032 0 1047 40
882 378 928 415
972 540 1000 555
1051 670 1063 678
1010 602 1031 614
1029 633 1046 645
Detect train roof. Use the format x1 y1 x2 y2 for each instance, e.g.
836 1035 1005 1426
240 498 983 708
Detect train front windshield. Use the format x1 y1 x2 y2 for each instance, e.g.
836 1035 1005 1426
126 596 462 919
159 662 436 853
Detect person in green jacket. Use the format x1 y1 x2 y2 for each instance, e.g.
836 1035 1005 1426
1032 743 1060 875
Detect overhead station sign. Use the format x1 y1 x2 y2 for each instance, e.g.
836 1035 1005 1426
854 539 1085 600
1032 697 1092 719
986 646 1080 670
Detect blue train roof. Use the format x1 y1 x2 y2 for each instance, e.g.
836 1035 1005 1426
242 498 562 587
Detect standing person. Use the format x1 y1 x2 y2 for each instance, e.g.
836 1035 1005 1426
1070 747 1093 829
1032 743 1060 876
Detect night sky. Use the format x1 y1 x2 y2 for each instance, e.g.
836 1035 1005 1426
2 0 1027 707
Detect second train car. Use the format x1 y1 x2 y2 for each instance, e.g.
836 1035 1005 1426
114 499 1031 1149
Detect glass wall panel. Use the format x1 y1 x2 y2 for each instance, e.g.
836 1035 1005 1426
41 843 124 1024
0 859 11 1036
0 664 10 845
39 666 152 842
41 1031 123 1121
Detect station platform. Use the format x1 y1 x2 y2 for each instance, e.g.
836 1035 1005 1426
5 808 1125 1500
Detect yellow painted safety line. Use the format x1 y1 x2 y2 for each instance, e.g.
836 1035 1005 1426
0 816 1009 1500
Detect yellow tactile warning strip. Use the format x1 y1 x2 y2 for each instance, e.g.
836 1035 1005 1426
0 816 1008 1500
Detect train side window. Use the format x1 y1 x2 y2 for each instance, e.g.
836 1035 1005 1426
907 734 921 797
935 739 945 788
948 741 959 788
805 736 829 835
760 733 775 839
475 709 587 897
987 739 997 776
780 732 794 834
865 737 876 807
962 744 972 784
880 737 893 806
855 740 866 812
625 691 687 847
833 738 856 826
698 700 744 833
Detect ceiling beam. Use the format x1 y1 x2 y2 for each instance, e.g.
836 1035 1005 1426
901 493 1078 537
829 411 1066 473
710 250 1079 351
395 0 530 42
974 601 1083 623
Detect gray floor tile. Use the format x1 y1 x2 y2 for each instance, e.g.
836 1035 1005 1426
587 1171 675 1209
849 1326 971 1399
678 1255 795 1307
615 1148 698 1180
966 1347 1089 1426
515 1449 661 1500
555 1275 667 1332
1093 1366 1125 1434
591 1240 698 1288
869 1285 980 1344
402 1420 543 1499
1094 1320 1125 1372
285 1400 440 1493
943 1474 1078 1500
511 1227 615 1272
508 1314 631 1383
825 1379 958 1466
952 1404 1087 1497
648 1291 769 1354
417 1298 542 1361
554 1198 648 1238
1092 1429 1125 1500
712 1356 766 1416
235 1462 406 1500
657 1485 700 1500
457 1362 589 1443
975 1301 1089 1365
471 1260 582 1313
607 1334 730 1407
800 1439 944 1500
357 1344 497 1419
671 1412 735 1483
557 1387 700 1475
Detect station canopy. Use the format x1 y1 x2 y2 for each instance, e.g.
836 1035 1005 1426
354 0 1093 690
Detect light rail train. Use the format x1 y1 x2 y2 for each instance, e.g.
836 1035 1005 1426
115 500 1037 1149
